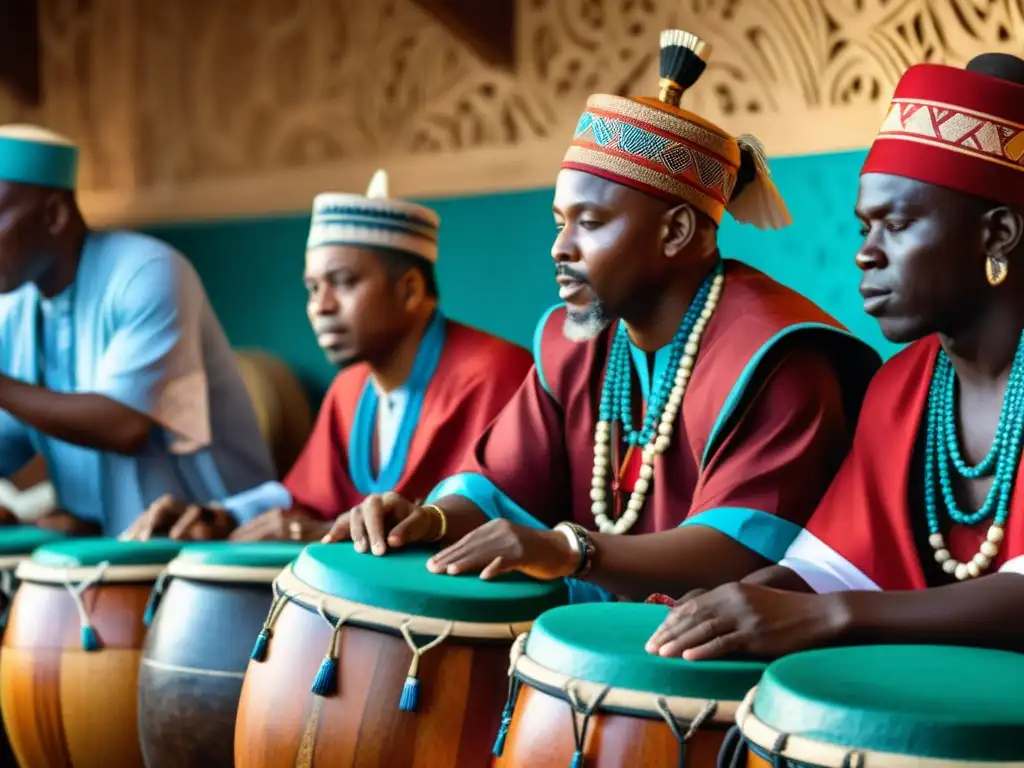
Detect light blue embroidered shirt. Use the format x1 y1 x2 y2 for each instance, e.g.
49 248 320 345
0 231 276 536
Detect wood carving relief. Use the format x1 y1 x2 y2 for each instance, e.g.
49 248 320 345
0 0 1021 224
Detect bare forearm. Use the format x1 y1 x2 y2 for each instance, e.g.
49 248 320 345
432 495 491 544
0 376 152 454
832 573 1024 652
585 528 771 602
741 564 813 592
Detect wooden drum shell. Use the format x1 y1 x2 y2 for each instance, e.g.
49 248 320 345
138 577 274 768
234 600 510 768
495 684 727 768
0 580 151 768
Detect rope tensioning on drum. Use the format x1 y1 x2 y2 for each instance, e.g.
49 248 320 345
0 570 16 632
717 725 747 768
398 619 454 712
62 561 110 651
142 569 171 627
310 602 363 697
655 697 717 768
492 633 529 756
250 582 290 662
565 681 611 768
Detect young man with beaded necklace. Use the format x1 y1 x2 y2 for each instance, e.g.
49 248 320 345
321 30 880 602
646 53 1024 660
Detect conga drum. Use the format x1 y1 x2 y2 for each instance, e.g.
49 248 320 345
494 603 766 767
138 541 306 768
234 543 568 767
0 527 67 764
730 645 1024 768
0 538 183 768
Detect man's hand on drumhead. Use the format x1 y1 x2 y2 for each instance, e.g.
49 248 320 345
643 582 846 662
166 505 237 541
320 493 433 554
230 508 330 542
425 518 578 581
121 494 187 541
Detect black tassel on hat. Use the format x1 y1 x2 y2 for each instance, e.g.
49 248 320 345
658 29 713 107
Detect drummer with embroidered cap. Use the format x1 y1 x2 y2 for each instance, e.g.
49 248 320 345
0 124 275 537
126 169 532 542
646 52 1024 661
324 30 879 602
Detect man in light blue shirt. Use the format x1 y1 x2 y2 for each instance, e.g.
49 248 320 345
0 124 275 536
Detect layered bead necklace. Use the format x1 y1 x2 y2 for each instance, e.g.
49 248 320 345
924 331 1024 580
590 261 725 534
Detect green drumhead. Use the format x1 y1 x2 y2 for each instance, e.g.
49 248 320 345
754 645 1024 762
31 538 183 567
292 543 568 623
0 526 66 556
174 541 305 569
525 603 766 700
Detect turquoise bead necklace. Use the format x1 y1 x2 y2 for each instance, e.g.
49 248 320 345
590 260 725 534
923 330 1024 580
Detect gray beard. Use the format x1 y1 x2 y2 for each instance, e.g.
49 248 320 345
563 301 611 342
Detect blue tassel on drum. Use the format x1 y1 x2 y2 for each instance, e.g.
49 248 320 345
570 749 584 768
310 656 338 697
81 624 100 652
142 571 170 627
398 675 420 712
492 675 522 756
251 586 288 662
310 604 346 697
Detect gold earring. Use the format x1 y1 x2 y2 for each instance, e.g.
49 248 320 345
986 255 1008 286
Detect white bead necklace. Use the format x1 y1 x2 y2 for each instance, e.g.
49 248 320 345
930 525 1005 581
590 271 724 534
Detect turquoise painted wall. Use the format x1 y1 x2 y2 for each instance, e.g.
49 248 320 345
144 148 899 400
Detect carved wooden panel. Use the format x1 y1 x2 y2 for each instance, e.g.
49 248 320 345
0 0 1021 224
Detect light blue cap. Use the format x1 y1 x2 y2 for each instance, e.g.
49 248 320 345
0 124 78 190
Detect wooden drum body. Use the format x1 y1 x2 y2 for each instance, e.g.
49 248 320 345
0 527 68 765
138 542 306 768
494 603 765 768
0 538 182 768
733 645 1024 768
234 543 568 768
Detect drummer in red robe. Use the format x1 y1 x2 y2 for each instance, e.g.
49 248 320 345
646 53 1024 659
322 30 881 602
124 170 532 542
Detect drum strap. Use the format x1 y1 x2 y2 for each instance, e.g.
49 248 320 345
492 633 529 758
62 561 110 651
655 698 717 768
565 681 611 768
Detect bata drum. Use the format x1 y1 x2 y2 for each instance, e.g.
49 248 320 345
138 541 306 768
234 543 568 767
0 538 182 768
493 603 766 767
730 645 1024 768
0 527 66 764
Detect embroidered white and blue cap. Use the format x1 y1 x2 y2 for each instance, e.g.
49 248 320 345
0 124 78 190
307 170 440 263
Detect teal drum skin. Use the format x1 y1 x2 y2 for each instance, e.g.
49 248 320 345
734 645 1024 767
138 541 305 768
234 543 568 768
495 603 767 768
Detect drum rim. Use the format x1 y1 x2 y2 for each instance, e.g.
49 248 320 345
738 687 1024 767
511 637 740 725
0 554 32 570
275 565 533 640
165 559 285 584
15 559 165 583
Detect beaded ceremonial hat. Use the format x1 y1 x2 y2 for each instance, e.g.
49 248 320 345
0 124 78 190
562 29 791 229
307 169 441 263
862 55 1024 211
